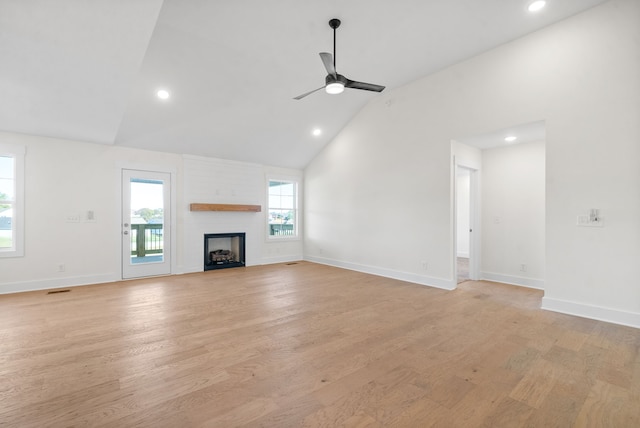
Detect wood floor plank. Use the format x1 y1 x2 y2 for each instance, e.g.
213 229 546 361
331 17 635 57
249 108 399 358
0 261 638 427
574 379 640 427
509 358 559 409
480 396 535 427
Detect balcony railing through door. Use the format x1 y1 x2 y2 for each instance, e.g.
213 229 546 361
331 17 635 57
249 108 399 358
130 224 163 257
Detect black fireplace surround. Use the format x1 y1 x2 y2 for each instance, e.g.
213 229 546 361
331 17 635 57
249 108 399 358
204 232 246 271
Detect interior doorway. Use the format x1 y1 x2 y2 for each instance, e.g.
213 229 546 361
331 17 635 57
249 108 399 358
455 165 478 284
453 120 546 290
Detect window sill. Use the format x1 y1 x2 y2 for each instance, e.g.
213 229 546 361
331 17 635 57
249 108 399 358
267 235 300 242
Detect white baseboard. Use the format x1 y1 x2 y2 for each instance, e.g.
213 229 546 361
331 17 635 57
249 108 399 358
0 273 117 295
305 255 456 291
480 272 545 290
261 255 303 265
542 296 640 329
181 265 203 274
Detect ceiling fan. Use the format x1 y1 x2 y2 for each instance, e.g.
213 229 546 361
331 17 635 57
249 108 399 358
294 18 385 100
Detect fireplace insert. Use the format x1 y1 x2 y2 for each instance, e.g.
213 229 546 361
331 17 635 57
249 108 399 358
204 232 245 271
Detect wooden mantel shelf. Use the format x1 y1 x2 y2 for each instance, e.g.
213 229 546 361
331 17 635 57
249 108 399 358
190 203 261 212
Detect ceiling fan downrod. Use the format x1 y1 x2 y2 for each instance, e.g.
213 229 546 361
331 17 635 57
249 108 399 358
329 18 341 71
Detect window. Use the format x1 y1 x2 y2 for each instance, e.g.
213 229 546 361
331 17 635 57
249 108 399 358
267 179 298 239
0 144 25 257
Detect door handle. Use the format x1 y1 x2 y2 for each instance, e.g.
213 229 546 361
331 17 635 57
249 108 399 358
123 231 129 235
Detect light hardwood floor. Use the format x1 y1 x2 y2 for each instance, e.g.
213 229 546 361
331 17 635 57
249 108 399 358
1 262 638 427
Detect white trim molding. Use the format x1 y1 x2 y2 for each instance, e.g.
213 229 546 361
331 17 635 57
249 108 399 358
305 255 456 291
0 273 117 295
261 255 303 265
542 296 640 329
481 271 545 290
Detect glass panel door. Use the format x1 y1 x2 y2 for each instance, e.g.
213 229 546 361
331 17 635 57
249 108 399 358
122 169 171 279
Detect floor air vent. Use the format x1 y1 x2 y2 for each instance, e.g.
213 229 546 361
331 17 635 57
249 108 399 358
47 289 71 294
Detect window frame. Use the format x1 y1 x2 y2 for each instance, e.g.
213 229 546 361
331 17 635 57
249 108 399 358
0 143 25 258
266 177 299 241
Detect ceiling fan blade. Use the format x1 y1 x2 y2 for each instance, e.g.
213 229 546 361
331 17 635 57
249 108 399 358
293 86 325 100
345 79 385 92
320 52 337 78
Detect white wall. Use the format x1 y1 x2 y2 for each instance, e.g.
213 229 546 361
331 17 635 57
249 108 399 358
0 132 303 293
304 0 640 327
0 132 183 292
481 141 545 289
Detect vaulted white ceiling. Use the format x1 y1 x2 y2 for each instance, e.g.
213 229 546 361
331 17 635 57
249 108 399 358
0 0 607 169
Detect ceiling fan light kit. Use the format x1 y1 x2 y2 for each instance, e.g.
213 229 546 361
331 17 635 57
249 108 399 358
294 18 385 100
325 82 344 94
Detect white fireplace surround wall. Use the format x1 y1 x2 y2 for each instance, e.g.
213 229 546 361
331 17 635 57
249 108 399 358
182 155 303 273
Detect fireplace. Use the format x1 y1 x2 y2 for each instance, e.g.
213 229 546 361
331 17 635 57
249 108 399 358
204 232 246 271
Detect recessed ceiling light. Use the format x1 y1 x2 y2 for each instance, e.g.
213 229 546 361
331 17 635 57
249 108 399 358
312 128 322 137
504 136 517 142
528 1 546 12
156 89 170 100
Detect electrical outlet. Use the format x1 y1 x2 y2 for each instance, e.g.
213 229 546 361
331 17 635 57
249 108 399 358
57 264 65 272
421 261 428 270
520 264 527 272
66 214 80 223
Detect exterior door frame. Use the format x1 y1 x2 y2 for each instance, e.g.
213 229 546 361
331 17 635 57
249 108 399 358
117 163 177 279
